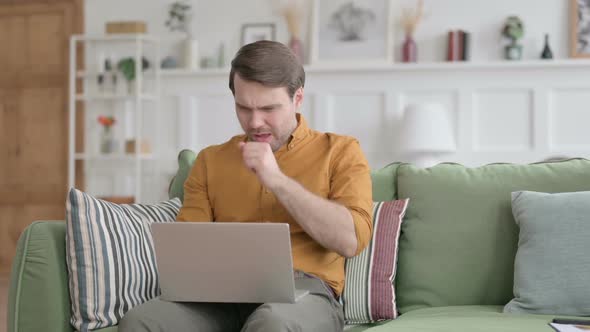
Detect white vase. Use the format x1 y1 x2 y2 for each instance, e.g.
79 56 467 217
183 38 200 70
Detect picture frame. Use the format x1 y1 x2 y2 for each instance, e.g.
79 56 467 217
240 23 277 46
570 0 590 58
310 0 394 65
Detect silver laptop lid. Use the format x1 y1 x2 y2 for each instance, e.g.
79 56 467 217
151 222 298 303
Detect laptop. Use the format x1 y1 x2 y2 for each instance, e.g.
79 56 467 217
151 222 309 303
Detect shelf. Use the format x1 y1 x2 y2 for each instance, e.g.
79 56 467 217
159 59 590 77
161 67 231 77
76 70 159 78
75 94 158 101
71 34 158 43
69 34 162 204
75 153 156 161
306 59 590 73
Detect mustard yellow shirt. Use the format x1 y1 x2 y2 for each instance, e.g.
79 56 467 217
177 114 373 295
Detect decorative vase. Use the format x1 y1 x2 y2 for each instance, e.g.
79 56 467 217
505 42 522 60
402 35 417 63
183 38 200 70
100 127 115 154
126 80 136 95
541 33 554 59
288 36 304 64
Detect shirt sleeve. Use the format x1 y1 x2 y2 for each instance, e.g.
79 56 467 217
176 150 213 222
328 138 373 256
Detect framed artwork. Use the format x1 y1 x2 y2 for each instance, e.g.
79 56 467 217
570 0 590 58
241 23 276 46
310 0 394 65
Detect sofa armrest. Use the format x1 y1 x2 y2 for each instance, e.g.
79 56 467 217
8 221 74 332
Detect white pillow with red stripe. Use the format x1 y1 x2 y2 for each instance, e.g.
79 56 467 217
341 199 409 324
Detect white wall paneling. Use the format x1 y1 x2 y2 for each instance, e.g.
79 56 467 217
330 92 387 164
549 88 590 151
153 61 590 174
176 95 199 153
532 88 551 156
473 89 533 152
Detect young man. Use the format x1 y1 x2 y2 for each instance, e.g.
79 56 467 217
120 40 372 332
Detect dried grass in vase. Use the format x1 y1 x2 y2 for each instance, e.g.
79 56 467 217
400 0 424 37
271 0 305 38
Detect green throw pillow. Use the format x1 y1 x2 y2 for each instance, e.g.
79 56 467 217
168 149 197 202
504 191 590 316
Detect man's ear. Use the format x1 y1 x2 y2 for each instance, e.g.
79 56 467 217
293 87 304 109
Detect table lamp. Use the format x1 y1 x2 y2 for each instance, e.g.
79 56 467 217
399 102 456 167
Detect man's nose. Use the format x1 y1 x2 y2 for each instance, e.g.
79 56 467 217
248 110 264 128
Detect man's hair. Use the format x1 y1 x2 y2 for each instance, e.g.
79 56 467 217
229 40 305 99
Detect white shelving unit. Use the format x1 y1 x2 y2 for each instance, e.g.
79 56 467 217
68 34 161 203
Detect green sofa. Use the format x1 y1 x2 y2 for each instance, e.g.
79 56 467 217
8 157 590 332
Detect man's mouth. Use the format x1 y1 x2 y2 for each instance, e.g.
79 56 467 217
252 133 272 143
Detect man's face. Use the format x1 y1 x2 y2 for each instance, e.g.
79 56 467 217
233 74 303 151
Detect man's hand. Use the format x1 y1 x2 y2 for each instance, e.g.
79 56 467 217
239 142 284 190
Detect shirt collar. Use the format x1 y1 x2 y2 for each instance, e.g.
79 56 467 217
291 113 309 142
275 113 309 154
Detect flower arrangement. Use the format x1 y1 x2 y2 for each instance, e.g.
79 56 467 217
98 116 116 153
98 116 116 130
400 0 424 37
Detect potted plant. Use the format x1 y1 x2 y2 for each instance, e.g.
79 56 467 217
117 57 150 94
502 16 524 60
165 1 191 33
165 1 198 69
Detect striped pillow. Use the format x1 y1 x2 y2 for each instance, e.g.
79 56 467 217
65 188 181 331
341 199 409 324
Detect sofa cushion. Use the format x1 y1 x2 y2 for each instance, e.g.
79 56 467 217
504 191 590 316
342 199 409 324
394 159 590 314
364 305 580 331
95 327 119 332
66 188 181 331
8 221 75 332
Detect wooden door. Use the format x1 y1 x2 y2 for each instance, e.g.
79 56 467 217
0 0 83 274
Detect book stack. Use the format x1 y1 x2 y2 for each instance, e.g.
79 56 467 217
447 30 471 61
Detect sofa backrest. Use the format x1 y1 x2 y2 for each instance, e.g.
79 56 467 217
168 149 198 202
168 150 403 203
393 159 590 314
8 221 74 332
370 162 401 201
